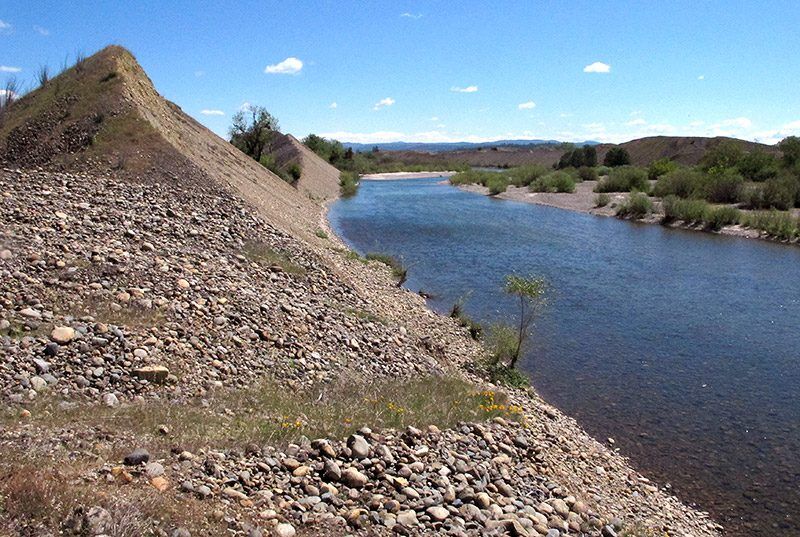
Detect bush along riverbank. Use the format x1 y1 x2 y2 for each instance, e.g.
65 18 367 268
452 137 800 245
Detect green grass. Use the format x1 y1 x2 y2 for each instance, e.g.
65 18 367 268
741 210 800 241
314 229 329 239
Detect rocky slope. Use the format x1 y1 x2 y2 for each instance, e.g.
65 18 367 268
0 47 722 536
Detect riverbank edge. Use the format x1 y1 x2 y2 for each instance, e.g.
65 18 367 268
457 182 798 246
319 199 723 535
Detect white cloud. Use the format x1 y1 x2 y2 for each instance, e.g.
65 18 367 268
429 116 439 121
451 85 478 93
318 130 512 144
264 57 303 75
717 117 752 129
783 120 800 131
33 25 49 36
400 12 423 19
689 120 704 127
646 123 677 134
626 118 646 126
583 122 606 132
0 20 11 32
583 61 611 73
239 101 251 111
0 65 21 73
194 70 205 77
373 97 395 110
698 74 705 80
329 102 338 109
200 109 224 116
518 101 536 110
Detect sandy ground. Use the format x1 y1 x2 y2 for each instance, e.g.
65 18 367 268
361 171 457 180
459 180 620 216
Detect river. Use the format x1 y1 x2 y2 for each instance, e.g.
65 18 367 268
328 176 800 536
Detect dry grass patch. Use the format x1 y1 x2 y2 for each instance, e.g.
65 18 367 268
0 458 224 536
5 376 521 454
242 240 306 275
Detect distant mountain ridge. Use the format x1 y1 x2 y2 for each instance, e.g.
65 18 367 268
340 135 778 168
342 139 600 153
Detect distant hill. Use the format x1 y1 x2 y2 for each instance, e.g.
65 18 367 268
342 139 599 153
350 135 779 169
596 136 779 167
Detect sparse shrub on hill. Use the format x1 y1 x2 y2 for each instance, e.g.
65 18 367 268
366 252 407 287
530 171 576 193
603 146 631 167
450 300 482 340
287 163 302 183
647 158 679 180
595 166 649 193
339 171 359 197
616 192 653 218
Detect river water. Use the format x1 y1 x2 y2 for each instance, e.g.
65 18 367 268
328 176 800 536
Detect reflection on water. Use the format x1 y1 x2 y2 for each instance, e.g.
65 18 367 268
328 177 800 536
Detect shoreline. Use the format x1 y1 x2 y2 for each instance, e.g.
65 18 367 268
360 170 457 180
321 193 722 535
457 181 787 245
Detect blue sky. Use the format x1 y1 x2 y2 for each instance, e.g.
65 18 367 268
2 1 799 144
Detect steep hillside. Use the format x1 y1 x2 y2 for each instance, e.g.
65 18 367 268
271 132 341 201
0 45 322 236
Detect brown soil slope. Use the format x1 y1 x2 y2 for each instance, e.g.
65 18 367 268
271 132 341 201
0 45 322 236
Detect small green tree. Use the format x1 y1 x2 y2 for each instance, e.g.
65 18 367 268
779 136 800 169
503 274 548 368
603 147 631 167
700 140 744 172
229 104 279 162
